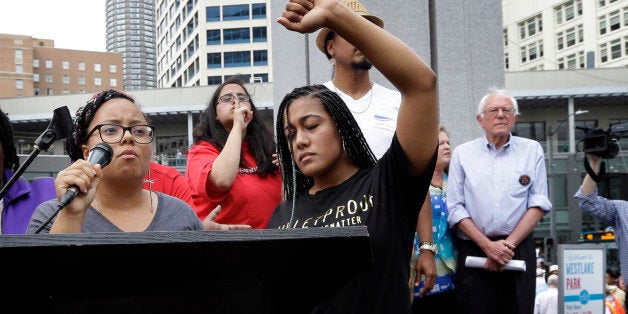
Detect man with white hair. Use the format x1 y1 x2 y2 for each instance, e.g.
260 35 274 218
534 274 558 314
448 88 552 314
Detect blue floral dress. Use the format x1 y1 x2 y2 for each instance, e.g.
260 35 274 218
410 175 457 298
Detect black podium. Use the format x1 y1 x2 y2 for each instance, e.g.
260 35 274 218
0 226 371 313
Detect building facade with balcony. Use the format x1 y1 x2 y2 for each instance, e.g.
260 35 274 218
502 0 628 72
155 0 272 88
106 0 157 90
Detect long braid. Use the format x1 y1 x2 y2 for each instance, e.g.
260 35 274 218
276 85 376 203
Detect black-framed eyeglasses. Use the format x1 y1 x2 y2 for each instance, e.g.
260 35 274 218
218 93 249 104
86 124 155 144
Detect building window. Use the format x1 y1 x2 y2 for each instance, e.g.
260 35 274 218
15 49 23 64
33 73 39 82
15 64 23 73
224 51 251 67
566 53 577 69
600 19 607 35
253 73 268 82
110 78 117 87
34 88 39 95
557 25 583 51
223 4 249 21
95 77 102 86
528 44 537 61
555 0 582 25
235 74 251 83
503 29 508 47
598 0 618 8
563 120 598 146
610 10 621 32
504 53 509 70
33 59 39 68
518 14 542 40
223 28 250 44
610 38 621 59
47 88 54 96
558 50 585 69
252 27 267 42
579 51 585 68
46 74 53 83
62 61 70 70
15 79 23 90
206 6 220 22
95 63 101 72
207 52 221 68
520 41 543 64
207 29 220 45
45 60 53 68
63 75 70 84
600 10 622 35
514 121 546 142
63 89 70 94
110 64 117 73
252 3 266 19
207 76 222 85
253 50 268 66
78 62 85 71
600 42 610 63
78 76 85 85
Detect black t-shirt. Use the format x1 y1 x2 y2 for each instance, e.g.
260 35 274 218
268 135 435 314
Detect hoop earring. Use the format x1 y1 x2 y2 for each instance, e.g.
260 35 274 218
330 58 336 66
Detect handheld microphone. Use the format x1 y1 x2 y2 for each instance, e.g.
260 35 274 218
58 143 114 209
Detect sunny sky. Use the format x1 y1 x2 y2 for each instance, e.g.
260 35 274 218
1 0 107 52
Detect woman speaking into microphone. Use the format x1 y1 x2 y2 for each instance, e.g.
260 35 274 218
28 90 204 233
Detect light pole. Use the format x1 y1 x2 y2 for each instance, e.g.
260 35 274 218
547 109 589 262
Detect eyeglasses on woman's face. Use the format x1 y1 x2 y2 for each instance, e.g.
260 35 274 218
86 124 155 144
217 93 249 104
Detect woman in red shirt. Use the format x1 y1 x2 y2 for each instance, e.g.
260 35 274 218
186 76 281 229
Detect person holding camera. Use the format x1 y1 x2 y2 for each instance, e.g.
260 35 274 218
575 153 628 311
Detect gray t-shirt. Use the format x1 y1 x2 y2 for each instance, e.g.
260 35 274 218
27 192 203 233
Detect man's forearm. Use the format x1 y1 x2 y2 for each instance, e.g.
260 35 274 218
505 207 545 247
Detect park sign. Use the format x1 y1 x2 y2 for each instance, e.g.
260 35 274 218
558 244 605 314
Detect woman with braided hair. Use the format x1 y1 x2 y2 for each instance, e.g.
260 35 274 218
267 1 438 313
27 89 204 233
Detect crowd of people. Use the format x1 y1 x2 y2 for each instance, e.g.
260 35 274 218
0 0 625 313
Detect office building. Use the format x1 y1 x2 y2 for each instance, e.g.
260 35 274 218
106 0 157 90
0 33 123 99
155 0 272 88
502 0 628 71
